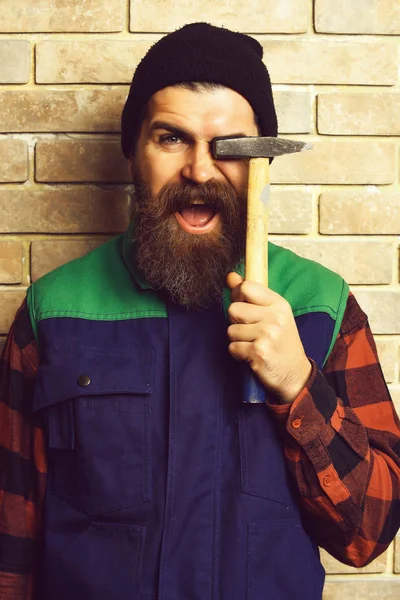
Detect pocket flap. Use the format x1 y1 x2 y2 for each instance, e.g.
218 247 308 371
32 346 154 411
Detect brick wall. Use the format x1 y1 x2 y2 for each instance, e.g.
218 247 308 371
0 1 399 596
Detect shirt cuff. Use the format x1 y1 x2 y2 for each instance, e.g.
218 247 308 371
266 359 339 446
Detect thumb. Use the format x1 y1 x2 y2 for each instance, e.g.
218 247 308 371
226 271 244 290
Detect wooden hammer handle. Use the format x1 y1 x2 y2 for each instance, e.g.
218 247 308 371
245 158 270 286
243 157 270 403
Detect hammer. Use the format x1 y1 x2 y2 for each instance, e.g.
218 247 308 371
212 136 312 403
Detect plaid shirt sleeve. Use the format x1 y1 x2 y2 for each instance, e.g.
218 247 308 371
268 292 400 567
0 300 46 600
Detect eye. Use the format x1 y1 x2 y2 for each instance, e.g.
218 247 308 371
157 132 190 153
159 133 184 145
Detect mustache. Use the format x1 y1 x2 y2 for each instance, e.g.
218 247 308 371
135 179 245 224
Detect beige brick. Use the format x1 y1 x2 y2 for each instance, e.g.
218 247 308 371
0 242 23 284
0 189 129 234
0 0 124 33
262 40 397 85
323 579 400 600
31 239 106 281
352 290 400 335
0 40 30 84
0 88 127 133
321 549 386 574
319 94 400 135
395 531 400 573
35 140 130 183
274 91 311 134
0 291 26 334
0 140 28 183
271 141 395 185
36 40 153 84
275 239 393 284
269 191 312 234
320 192 400 235
315 0 400 34
375 339 397 384
130 0 309 33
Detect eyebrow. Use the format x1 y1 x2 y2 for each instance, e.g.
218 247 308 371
150 120 249 143
151 121 195 141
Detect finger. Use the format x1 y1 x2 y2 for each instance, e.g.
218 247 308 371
226 272 245 302
227 322 259 342
228 277 267 304
228 340 253 362
226 271 243 289
228 272 289 309
238 280 281 307
228 301 269 325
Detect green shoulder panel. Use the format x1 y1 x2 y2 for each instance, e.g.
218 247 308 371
27 235 167 335
268 242 348 319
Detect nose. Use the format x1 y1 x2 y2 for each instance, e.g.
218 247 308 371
181 143 217 184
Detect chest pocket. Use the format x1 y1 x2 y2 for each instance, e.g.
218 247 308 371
32 346 154 516
238 404 296 507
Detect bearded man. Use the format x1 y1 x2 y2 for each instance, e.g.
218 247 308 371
0 23 399 600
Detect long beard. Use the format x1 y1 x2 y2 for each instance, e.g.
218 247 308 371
132 178 247 310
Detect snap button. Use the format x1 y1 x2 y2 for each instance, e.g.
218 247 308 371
323 475 331 487
77 374 91 387
292 418 302 429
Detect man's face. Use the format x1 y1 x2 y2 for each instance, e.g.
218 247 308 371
130 85 259 310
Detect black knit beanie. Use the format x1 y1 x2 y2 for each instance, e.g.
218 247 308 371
121 22 278 158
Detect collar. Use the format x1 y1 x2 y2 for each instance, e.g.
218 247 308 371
121 220 151 290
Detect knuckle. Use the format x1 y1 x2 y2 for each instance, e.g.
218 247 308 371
227 325 235 340
253 338 268 361
229 341 240 358
268 323 281 341
241 281 253 297
227 303 238 322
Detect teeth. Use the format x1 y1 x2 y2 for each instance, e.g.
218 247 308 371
180 201 216 211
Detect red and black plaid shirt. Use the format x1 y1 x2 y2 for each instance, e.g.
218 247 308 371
1 294 399 598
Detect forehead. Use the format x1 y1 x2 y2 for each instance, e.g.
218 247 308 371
144 85 258 138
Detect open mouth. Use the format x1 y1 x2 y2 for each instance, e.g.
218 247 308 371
175 201 220 234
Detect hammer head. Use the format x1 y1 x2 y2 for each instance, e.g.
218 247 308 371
212 136 312 159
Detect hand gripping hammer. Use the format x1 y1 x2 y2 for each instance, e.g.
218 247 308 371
212 136 312 403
